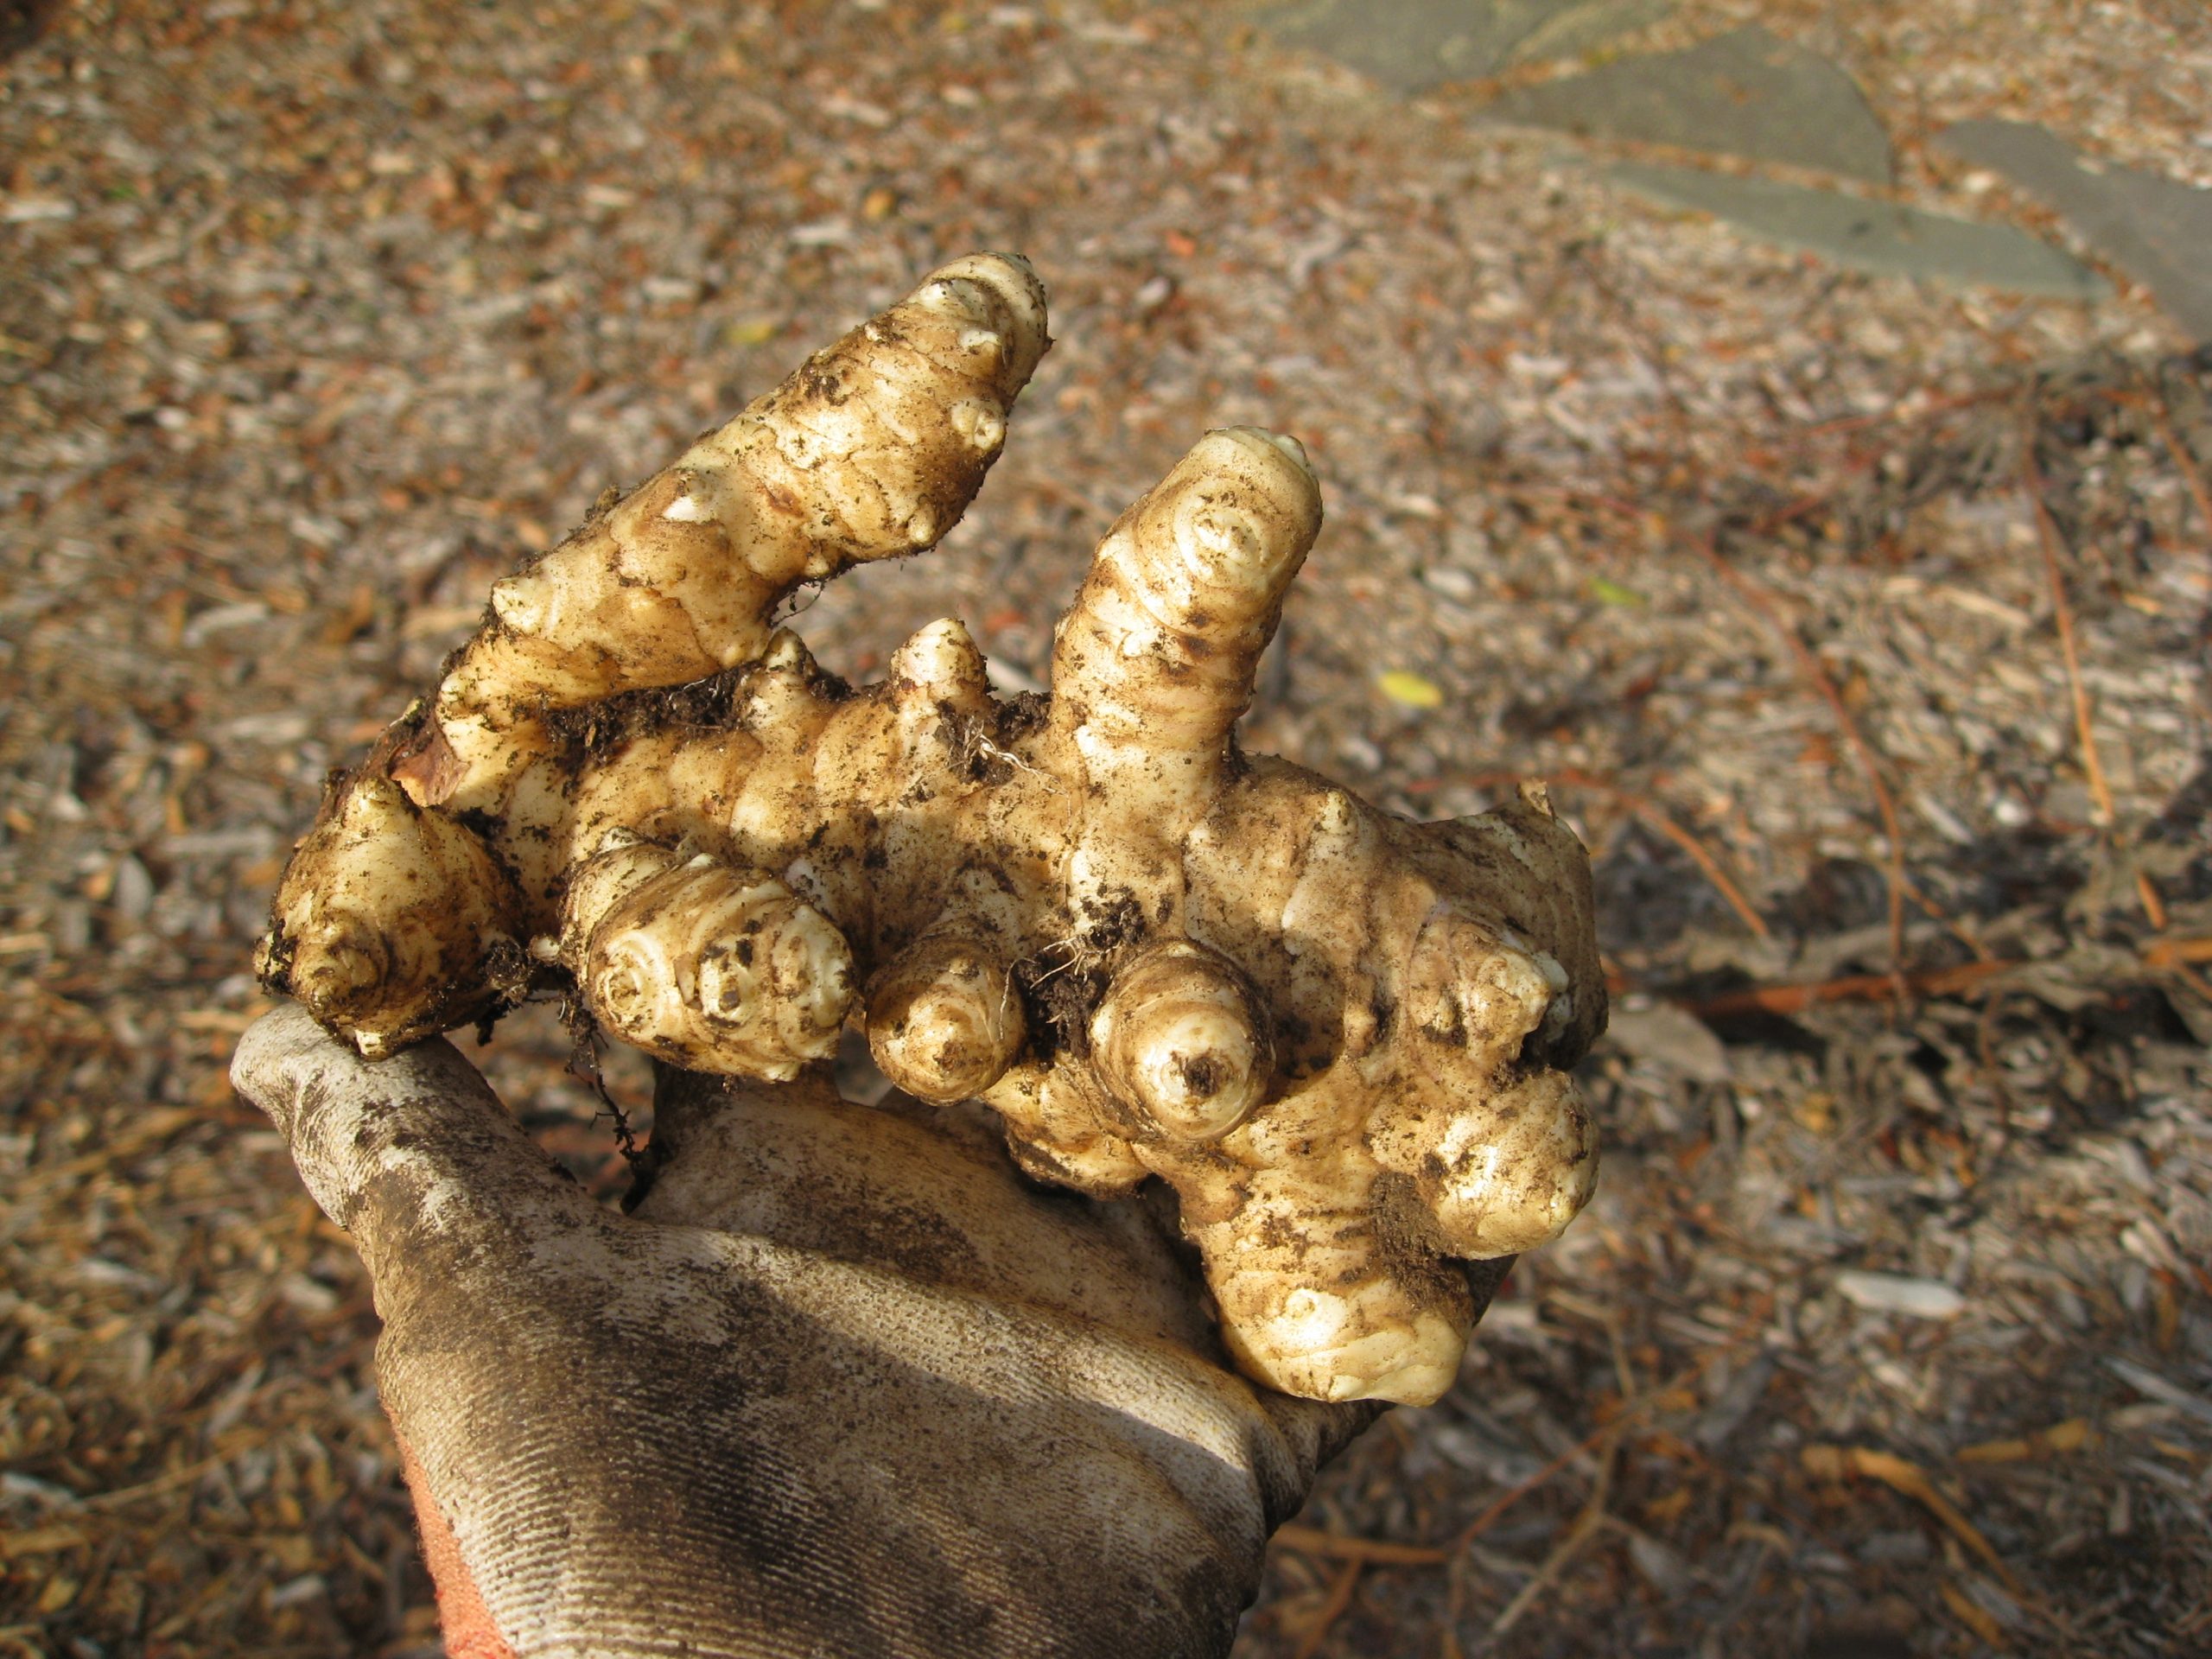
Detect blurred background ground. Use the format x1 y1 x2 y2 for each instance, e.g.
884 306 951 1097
3 1 2210 1655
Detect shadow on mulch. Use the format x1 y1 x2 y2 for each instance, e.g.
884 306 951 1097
1 0 65 60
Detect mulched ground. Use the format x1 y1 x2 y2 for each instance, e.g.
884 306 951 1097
3 3 2209 1655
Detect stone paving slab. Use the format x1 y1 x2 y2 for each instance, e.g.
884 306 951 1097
1481 25 1892 184
1260 0 1672 93
1938 119 2212 341
1608 162 2110 301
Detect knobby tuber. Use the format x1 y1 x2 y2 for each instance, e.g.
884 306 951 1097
257 253 1605 1406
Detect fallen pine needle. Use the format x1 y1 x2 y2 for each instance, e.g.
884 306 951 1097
1685 524 1914 967
1940 1581 2012 1649
1450 1431 1598 1553
2142 935 2212 1006
1281 1329 1758 1648
1956 1418 2097 1465
1802 1445 2024 1599
29 1105 203 1189
2137 871 2170 933
1453 769 1770 939
2146 390 2212 537
1289 1557 1363 1659
2141 935 2212 971
1725 1518 1796 1558
1487 1473 1611 1642
1452 1330 1757 1552
1428 1329 1752 1655
1272 1526 1449 1566
0 1525 91 1560
1797 385 2013 444
1693 958 2014 1018
1693 937 2212 1019
2023 422 2115 831
1548 770 1773 940
1571 490 1922 970
79 1451 238 1510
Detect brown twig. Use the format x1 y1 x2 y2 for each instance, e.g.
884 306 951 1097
1487 1436 1615 1642
1273 1527 1449 1567
1690 936 2212 1019
1451 1334 1752 1554
1568 489 1923 969
1802 1445 2026 1601
1684 524 1914 969
1289 1557 1363 1659
1692 958 2016 1019
2022 419 2115 830
2146 391 2212 537
1450 769 1771 940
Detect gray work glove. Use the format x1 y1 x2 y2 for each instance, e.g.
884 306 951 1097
231 1004 1408 1659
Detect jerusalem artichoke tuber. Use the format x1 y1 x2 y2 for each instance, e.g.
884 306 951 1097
257 252 1605 1406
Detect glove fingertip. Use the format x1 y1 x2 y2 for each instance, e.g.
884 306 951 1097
231 1001 345 1139
232 1001 584 1258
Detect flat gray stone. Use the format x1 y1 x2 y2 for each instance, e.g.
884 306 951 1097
1937 119 2212 340
1609 162 2110 300
1482 25 1891 184
1262 0 1673 93
1502 0 1675 67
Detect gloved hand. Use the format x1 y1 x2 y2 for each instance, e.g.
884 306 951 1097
232 1003 1428 1659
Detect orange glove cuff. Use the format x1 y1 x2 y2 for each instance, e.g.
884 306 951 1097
397 1430 517 1659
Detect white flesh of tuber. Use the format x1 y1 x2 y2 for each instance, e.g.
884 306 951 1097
258 253 1605 1406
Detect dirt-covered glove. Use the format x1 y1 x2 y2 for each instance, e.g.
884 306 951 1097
232 1003 1417 1659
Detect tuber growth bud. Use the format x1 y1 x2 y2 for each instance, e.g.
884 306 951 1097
866 928 1027 1105
561 834 854 1081
1090 942 1271 1141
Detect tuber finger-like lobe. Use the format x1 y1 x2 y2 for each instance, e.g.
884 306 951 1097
561 836 854 1081
865 930 1026 1104
1410 1070 1600 1258
1090 941 1272 1141
733 254 1047 571
1421 786 1607 1063
417 252 1052 814
887 617 993 730
1221 1279 1469 1408
1195 1186 1475 1406
257 773 519 1058
1050 427 1321 763
1046 426 1326 928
